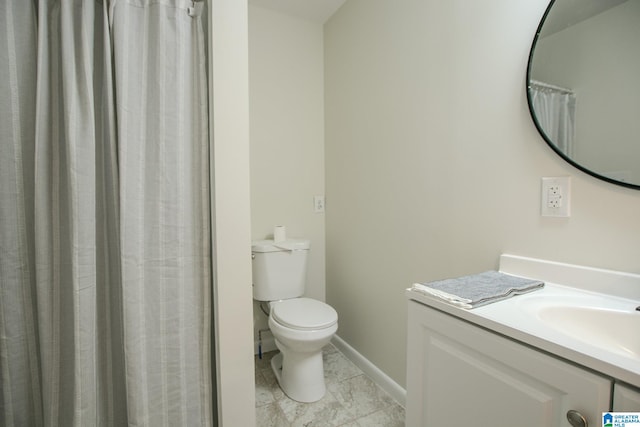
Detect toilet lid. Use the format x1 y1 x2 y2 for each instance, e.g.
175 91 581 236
271 298 338 330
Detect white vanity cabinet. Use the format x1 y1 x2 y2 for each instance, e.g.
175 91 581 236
405 300 611 427
614 383 640 411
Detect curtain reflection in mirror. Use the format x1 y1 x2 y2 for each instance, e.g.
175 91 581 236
529 80 576 157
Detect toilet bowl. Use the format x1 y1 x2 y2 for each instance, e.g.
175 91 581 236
268 297 338 403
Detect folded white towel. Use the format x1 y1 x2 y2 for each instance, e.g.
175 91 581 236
411 284 473 308
411 271 544 309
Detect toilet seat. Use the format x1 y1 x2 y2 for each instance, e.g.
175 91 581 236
271 298 338 330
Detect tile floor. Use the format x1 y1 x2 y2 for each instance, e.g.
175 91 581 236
255 344 405 427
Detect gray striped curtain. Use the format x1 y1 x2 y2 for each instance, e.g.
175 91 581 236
0 1 213 426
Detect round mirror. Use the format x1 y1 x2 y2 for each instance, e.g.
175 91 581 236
527 0 640 190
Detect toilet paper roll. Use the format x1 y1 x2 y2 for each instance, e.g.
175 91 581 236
273 225 286 243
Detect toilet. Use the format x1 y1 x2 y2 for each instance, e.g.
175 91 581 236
252 238 338 403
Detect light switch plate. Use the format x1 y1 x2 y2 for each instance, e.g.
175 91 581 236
313 195 325 213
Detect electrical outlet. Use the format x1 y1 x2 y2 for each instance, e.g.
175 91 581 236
541 177 570 217
547 185 561 208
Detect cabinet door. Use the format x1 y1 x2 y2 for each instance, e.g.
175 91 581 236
406 301 611 427
614 383 640 411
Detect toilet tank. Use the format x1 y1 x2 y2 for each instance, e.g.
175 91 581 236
252 239 310 301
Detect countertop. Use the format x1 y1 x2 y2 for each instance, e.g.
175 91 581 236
406 255 640 388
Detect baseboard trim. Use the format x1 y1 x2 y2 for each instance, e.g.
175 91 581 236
331 335 406 407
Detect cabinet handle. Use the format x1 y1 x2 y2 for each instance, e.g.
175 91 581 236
566 410 587 427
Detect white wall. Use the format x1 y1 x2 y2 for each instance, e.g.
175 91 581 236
324 0 640 388
249 6 326 348
209 0 255 425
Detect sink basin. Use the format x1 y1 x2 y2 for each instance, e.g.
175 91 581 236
537 306 640 358
516 293 640 360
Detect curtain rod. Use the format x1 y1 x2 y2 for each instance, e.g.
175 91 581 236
529 79 574 95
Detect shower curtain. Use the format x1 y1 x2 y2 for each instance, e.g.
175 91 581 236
529 81 576 157
0 1 213 426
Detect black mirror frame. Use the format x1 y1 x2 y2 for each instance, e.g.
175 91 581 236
526 0 640 191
